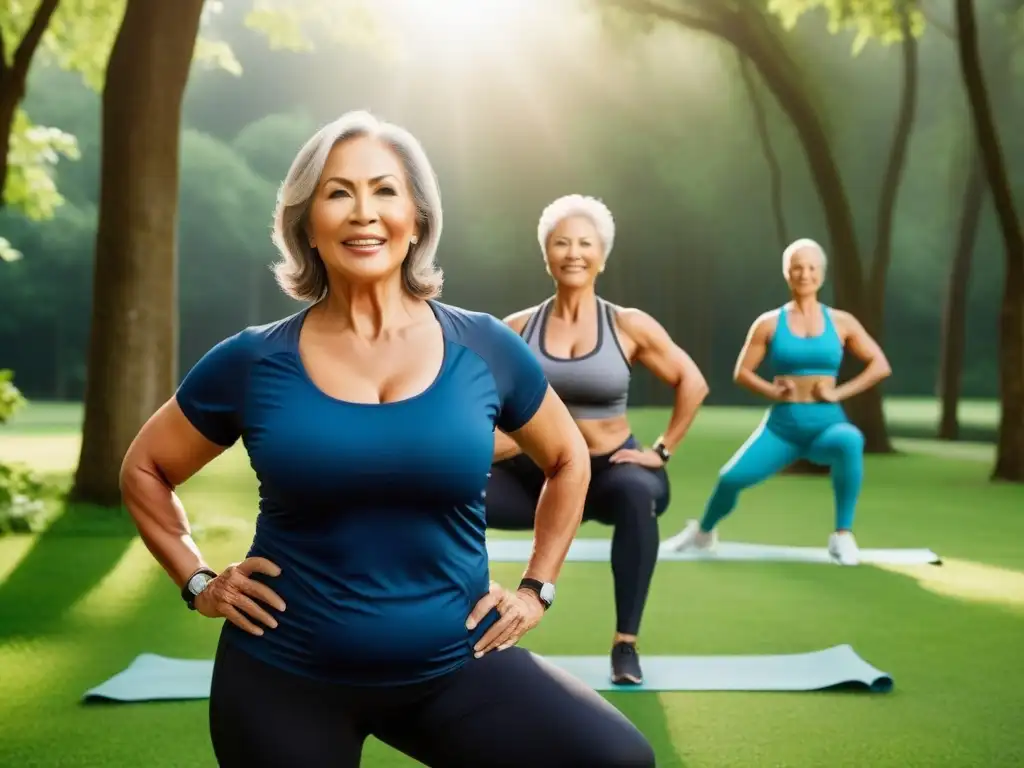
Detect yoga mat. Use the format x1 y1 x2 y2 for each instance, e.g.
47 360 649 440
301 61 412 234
82 644 892 702
487 538 942 565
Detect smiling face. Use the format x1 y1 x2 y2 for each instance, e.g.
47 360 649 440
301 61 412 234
544 214 605 289
305 134 420 289
785 245 825 297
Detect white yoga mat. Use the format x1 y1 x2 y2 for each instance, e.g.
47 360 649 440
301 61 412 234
81 644 892 702
486 538 942 565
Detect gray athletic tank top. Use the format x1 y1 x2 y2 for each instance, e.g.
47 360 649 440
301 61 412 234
521 297 631 420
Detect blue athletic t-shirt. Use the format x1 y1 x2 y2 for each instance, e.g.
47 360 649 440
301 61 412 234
175 300 548 686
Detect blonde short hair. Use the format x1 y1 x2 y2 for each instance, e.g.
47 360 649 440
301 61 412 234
536 194 615 259
271 110 444 302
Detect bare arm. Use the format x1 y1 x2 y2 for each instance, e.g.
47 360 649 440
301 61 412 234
505 386 590 586
833 311 892 400
617 308 709 453
492 308 538 462
119 399 226 588
733 312 787 400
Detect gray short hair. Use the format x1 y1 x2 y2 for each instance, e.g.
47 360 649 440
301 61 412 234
537 194 615 260
271 110 444 302
781 238 827 277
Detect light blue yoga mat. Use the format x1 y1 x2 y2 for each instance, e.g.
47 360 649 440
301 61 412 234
81 644 892 702
487 538 942 566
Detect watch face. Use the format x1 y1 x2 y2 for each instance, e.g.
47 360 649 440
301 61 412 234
539 582 556 605
188 573 212 596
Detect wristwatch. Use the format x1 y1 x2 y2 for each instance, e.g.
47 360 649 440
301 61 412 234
652 439 671 464
181 567 217 610
518 578 556 610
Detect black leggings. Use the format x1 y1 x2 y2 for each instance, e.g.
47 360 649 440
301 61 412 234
209 634 656 767
487 437 670 636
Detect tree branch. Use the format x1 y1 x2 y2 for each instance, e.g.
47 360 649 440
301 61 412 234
737 50 788 251
868 1 919 333
921 0 956 39
603 0 728 38
8 0 62 90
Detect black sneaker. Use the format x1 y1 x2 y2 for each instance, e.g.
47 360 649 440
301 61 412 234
611 641 643 685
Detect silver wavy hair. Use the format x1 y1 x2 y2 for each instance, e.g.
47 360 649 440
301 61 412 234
271 110 444 302
782 238 827 278
536 194 616 260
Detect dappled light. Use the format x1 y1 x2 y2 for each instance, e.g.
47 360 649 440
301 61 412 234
2 0 1024 765
876 558 1024 613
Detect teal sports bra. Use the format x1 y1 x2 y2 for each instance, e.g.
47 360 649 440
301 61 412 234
768 305 844 377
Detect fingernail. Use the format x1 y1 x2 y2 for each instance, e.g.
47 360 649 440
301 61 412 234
466 620 476 630
498 644 509 651
269 620 278 629
254 628 264 636
474 651 483 658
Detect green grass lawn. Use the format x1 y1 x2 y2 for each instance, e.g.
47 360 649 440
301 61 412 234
1 400 1022 766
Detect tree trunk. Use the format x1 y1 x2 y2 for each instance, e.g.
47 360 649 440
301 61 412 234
937 146 985 441
868 4 919 337
0 0 61 207
68 0 205 506
954 0 1024 482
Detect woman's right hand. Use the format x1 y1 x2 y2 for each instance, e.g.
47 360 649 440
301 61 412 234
194 556 286 636
772 377 796 402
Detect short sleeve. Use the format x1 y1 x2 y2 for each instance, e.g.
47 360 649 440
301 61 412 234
175 330 252 447
484 316 549 433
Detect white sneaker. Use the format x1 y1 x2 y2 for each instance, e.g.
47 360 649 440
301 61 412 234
662 519 718 553
828 531 860 565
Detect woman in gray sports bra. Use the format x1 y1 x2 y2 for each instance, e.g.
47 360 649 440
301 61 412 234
487 194 710 685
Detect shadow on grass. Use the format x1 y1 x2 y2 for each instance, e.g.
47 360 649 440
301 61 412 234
0 502 138 640
608 692 689 767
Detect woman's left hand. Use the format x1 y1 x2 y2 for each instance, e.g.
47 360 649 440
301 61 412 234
609 447 665 468
466 581 545 657
812 380 840 403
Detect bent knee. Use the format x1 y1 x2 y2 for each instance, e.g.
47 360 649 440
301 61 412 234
833 424 865 454
601 471 667 513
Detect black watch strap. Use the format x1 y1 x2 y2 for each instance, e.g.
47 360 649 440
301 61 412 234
652 440 671 464
181 567 217 610
518 577 553 610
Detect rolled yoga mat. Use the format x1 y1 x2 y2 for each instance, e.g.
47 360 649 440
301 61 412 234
82 644 893 702
486 538 942 565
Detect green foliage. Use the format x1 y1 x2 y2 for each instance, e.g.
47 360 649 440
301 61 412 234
6 107 80 220
0 461 54 534
243 0 384 53
0 236 21 261
0 369 27 424
1 0 125 89
767 0 926 53
0 372 57 534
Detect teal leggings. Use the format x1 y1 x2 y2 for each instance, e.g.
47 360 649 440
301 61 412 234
700 404 865 532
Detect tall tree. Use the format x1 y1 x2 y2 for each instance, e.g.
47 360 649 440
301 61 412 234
866 1 919 336
954 0 1024 481
937 144 985 441
604 0 925 453
68 0 205 506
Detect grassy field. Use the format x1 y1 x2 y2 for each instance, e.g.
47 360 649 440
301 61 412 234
0 399 1022 766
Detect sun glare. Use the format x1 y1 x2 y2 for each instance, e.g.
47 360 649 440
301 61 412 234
377 0 536 57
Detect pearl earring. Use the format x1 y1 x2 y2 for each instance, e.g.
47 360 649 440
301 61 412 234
410 235 419 245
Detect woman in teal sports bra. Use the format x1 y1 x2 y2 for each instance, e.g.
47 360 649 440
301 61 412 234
487 194 710 686
662 238 891 566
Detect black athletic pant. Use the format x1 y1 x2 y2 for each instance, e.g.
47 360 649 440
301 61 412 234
209 633 656 767
486 436 671 636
